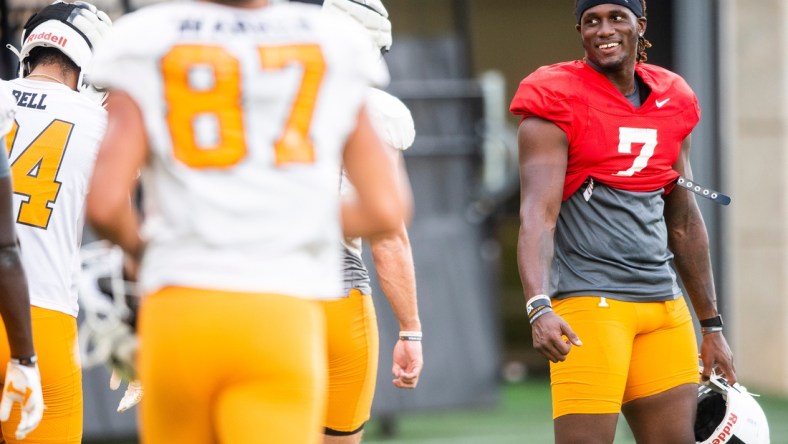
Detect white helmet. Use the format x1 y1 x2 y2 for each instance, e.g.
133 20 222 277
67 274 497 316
291 0 392 53
695 374 770 444
77 241 139 381
323 0 391 53
9 1 112 103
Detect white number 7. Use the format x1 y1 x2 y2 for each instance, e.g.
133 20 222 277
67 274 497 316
613 127 657 176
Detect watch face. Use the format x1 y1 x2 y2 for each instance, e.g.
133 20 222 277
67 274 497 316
700 315 723 328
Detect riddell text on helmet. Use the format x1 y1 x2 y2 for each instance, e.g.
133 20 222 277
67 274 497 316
710 412 738 444
26 32 68 48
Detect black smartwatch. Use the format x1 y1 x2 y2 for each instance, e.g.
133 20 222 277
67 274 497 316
699 315 723 328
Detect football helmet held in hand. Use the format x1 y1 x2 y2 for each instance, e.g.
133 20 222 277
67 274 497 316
78 241 139 381
695 374 770 444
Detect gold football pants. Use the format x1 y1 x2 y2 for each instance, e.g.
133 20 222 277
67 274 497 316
322 289 378 435
138 287 327 444
550 296 699 418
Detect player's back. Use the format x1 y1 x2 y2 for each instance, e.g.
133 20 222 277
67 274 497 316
0 78 106 317
91 2 387 299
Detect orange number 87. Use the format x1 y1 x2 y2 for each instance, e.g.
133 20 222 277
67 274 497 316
162 44 326 168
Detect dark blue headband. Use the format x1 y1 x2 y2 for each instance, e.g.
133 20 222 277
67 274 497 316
575 0 644 23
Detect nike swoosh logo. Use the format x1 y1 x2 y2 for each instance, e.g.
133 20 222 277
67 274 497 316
656 98 671 108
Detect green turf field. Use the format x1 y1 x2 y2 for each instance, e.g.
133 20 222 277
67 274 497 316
362 378 788 444
87 377 788 443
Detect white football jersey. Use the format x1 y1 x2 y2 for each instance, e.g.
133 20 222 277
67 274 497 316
91 2 389 299
1 78 107 317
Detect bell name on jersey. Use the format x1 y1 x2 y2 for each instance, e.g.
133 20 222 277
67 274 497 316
9 88 49 110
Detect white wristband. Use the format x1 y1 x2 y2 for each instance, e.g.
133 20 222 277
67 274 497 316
526 294 551 307
399 330 422 341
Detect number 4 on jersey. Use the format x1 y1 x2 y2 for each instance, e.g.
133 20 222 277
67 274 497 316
4 119 72 229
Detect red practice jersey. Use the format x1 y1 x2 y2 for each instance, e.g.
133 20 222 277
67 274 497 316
510 60 700 201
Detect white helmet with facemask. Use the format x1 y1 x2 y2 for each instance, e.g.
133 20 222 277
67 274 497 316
8 1 112 104
695 374 770 444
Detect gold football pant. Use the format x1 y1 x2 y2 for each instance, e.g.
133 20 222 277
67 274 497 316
322 289 378 435
550 296 699 419
0 306 82 444
138 287 327 444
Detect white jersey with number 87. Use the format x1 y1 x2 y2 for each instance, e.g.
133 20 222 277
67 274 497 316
91 2 388 299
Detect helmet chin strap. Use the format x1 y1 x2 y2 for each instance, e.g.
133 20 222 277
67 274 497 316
5 44 25 77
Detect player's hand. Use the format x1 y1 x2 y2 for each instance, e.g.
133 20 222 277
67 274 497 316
392 339 423 389
531 311 582 363
700 332 736 385
0 361 44 440
65 1 113 103
109 370 142 413
71 1 113 50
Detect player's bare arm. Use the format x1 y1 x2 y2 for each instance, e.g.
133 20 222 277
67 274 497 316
0 171 44 440
0 175 34 361
664 135 736 384
370 220 422 388
369 222 419 333
516 117 581 363
343 105 413 238
86 91 146 261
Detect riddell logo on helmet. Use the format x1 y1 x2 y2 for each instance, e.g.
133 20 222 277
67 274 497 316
709 413 738 444
26 31 68 48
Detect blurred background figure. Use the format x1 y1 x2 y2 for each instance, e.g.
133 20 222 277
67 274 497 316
290 1 422 442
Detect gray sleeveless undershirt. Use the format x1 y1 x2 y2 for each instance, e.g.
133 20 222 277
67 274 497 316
550 182 682 302
338 168 372 295
341 246 371 295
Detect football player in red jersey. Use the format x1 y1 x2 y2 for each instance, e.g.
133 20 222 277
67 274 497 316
510 1 735 443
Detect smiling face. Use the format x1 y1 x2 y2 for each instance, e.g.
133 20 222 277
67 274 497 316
576 3 646 73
